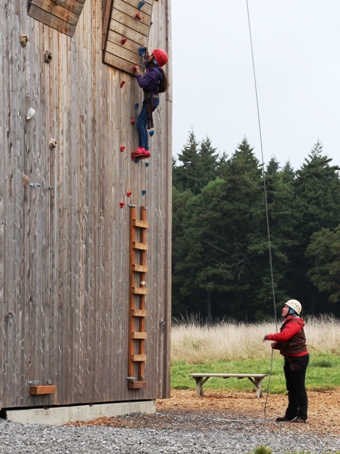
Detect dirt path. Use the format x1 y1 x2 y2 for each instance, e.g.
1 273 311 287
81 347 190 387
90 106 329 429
156 389 340 435
76 388 340 436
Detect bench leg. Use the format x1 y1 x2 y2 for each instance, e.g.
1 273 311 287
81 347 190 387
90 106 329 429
194 377 204 397
246 377 263 398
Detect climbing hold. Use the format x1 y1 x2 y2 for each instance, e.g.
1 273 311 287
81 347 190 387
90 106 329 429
134 158 140 163
29 182 41 188
150 21 153 26
145 161 149 167
138 46 147 56
138 0 146 9
44 51 52 63
49 139 57 149
149 129 154 137
26 107 36 120
142 190 147 196
120 81 126 88
120 145 125 152
130 119 136 125
23 175 30 187
121 37 127 44
48 186 54 190
126 191 132 197
134 103 139 110
135 12 142 20
119 201 125 208
20 34 28 47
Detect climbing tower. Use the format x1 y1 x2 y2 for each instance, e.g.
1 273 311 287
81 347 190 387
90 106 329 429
0 0 172 423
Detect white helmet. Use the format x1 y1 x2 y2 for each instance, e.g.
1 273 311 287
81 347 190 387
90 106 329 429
285 299 302 315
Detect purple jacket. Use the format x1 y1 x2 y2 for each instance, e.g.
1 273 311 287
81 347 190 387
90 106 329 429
136 66 162 94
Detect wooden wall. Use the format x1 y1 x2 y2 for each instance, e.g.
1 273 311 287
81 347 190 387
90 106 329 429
0 0 172 409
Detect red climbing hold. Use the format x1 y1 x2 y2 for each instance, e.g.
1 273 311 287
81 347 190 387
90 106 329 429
120 81 126 88
135 12 141 20
120 146 125 152
126 191 132 197
119 201 125 208
130 119 136 125
121 37 127 44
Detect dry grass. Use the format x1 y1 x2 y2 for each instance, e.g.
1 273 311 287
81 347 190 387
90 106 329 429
171 315 340 363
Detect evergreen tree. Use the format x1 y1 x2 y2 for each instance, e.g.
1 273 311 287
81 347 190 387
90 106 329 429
306 226 340 312
289 141 340 313
172 130 200 193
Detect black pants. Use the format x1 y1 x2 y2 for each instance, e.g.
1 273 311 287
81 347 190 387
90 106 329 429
283 354 309 420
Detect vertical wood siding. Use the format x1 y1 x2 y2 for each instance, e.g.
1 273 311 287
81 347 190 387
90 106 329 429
0 0 172 409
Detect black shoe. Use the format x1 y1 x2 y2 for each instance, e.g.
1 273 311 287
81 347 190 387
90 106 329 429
276 417 290 422
290 416 306 424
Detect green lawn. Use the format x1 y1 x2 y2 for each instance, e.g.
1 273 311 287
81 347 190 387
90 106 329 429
171 353 340 394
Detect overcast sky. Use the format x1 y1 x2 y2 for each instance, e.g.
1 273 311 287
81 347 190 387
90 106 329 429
171 0 340 171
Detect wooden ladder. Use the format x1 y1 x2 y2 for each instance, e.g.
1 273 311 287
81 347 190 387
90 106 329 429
128 205 148 389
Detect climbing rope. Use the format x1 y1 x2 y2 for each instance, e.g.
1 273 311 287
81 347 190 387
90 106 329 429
245 0 278 417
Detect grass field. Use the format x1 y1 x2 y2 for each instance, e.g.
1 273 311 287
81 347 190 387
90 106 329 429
171 315 340 393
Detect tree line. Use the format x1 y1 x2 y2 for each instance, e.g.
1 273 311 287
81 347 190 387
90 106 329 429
172 131 340 321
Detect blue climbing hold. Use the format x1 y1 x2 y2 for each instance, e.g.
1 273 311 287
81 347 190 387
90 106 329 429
135 103 139 110
149 129 154 137
138 46 147 56
142 190 147 196
138 0 146 9
145 161 149 167
134 158 140 164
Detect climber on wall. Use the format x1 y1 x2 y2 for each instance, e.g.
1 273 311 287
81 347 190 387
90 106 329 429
132 48 169 159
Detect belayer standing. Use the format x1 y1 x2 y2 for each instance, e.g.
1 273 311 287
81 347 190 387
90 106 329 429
132 48 169 159
263 299 309 423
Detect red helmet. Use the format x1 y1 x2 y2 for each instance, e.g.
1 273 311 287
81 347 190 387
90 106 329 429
152 48 168 67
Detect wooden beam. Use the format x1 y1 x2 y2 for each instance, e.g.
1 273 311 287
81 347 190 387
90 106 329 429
30 385 57 395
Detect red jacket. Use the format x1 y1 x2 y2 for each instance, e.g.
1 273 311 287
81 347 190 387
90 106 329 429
267 315 308 357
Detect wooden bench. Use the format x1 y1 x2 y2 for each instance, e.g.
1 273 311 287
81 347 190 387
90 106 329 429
189 373 267 398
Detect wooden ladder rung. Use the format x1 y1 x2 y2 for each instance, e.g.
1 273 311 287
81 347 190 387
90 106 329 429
131 354 146 362
132 264 148 273
128 380 147 389
132 331 147 339
132 287 148 295
133 219 149 229
132 309 147 317
133 241 148 251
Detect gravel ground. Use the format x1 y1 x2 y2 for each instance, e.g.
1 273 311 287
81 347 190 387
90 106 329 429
1 389 340 454
1 414 340 454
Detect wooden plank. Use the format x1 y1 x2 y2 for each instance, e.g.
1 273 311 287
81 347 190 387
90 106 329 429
133 241 148 251
30 385 57 395
30 0 84 17
132 264 148 273
132 332 147 339
103 52 138 76
132 309 147 317
128 380 147 389
131 354 146 362
110 10 150 37
108 20 148 47
102 0 114 49
132 287 148 295
114 0 152 24
124 0 153 16
105 41 141 66
189 373 267 378
28 4 76 36
133 219 149 228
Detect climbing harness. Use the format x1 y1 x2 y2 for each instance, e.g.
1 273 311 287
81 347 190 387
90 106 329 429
245 0 278 418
